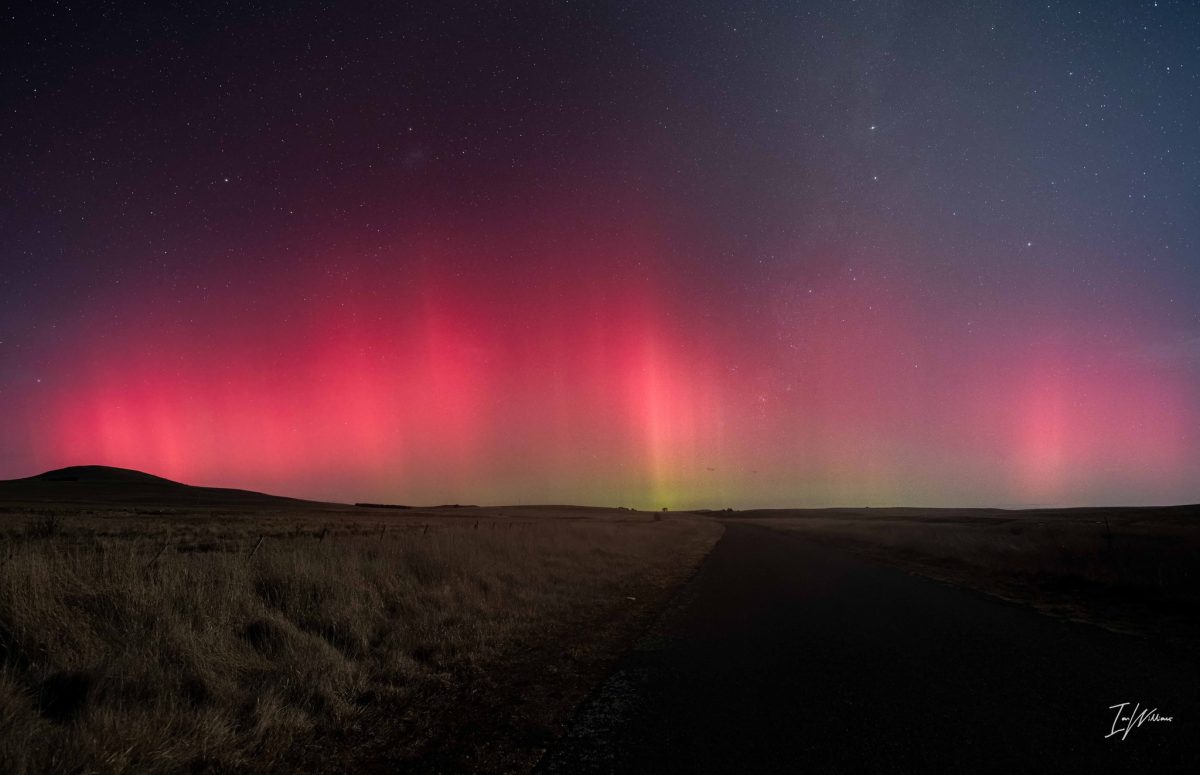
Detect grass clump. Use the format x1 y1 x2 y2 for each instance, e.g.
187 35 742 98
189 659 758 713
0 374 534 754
0 510 721 773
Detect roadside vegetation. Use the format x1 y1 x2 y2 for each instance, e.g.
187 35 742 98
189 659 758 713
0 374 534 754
745 506 1200 643
0 505 721 773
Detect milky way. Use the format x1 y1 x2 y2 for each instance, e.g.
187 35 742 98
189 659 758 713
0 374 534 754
3 2 1198 507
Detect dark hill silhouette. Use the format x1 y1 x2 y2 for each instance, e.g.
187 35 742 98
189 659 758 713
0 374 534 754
32 465 183 484
0 465 341 508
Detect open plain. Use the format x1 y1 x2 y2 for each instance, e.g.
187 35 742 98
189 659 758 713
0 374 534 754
0 467 721 773
2 469 1197 772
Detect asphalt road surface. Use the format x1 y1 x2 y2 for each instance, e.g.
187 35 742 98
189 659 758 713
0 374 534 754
539 524 1198 773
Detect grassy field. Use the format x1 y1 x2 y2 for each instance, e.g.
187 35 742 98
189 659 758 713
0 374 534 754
0 502 722 773
741 506 1200 644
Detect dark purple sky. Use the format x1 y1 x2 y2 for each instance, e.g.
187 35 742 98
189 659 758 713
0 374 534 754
2 1 1198 507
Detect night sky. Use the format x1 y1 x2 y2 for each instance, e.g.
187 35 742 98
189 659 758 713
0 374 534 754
3 1 1199 508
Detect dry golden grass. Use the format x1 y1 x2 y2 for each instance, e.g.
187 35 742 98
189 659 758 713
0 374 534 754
0 505 721 773
743 507 1200 642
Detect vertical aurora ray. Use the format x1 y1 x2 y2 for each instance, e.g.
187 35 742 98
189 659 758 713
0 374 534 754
20 214 1196 508
4 1 1200 507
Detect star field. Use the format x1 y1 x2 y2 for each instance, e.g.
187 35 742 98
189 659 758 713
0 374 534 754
2 1 1198 507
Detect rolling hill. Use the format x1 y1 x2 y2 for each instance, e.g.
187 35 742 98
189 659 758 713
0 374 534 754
0 465 340 508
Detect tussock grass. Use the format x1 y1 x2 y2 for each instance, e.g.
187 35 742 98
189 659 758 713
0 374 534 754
0 511 720 773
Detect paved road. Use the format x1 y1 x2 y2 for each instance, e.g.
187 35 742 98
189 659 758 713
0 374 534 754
539 524 1198 773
